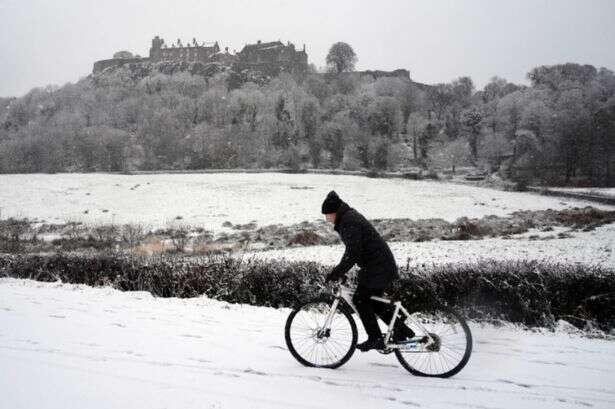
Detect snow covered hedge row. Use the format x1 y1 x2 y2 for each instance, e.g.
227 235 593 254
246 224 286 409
394 260 615 332
1 254 614 331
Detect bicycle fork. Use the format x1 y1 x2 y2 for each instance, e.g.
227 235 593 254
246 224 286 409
319 298 340 337
320 285 354 335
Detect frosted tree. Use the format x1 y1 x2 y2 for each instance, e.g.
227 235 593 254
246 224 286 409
326 42 357 74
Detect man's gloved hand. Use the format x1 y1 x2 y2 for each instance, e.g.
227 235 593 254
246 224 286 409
325 273 338 283
325 273 347 284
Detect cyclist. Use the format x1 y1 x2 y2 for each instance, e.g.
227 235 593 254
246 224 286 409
322 190 415 351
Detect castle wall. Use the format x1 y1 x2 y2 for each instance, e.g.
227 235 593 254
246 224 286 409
93 57 150 74
359 69 410 79
235 41 308 75
92 36 310 77
151 45 219 64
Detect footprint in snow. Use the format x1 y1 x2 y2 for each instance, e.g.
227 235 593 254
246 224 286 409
555 398 593 407
243 368 267 376
530 359 567 366
497 379 533 388
180 334 202 339
111 323 126 328
214 371 240 378
1 307 12 312
375 385 403 392
400 401 421 407
49 314 66 319
369 362 397 368
239 328 263 333
189 357 211 363
15 339 39 345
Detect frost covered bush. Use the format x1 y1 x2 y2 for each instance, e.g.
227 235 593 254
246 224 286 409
0 218 31 252
1 254 614 331
391 260 615 331
0 254 326 307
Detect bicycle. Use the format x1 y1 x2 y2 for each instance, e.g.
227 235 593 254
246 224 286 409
284 283 472 378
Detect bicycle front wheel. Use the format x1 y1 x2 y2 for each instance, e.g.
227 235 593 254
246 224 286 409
395 305 472 378
285 299 357 369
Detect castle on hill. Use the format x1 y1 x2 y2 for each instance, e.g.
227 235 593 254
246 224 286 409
93 35 309 76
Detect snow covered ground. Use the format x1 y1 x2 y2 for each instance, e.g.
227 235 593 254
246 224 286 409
1 278 614 409
1 173 614 231
549 187 615 198
3 173 614 408
244 224 615 268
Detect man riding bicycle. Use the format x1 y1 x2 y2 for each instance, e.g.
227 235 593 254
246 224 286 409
322 191 415 352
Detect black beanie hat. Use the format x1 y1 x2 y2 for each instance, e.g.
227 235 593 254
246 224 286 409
321 190 342 214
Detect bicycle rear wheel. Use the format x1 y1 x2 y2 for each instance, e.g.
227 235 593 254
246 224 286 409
285 299 357 369
394 306 472 378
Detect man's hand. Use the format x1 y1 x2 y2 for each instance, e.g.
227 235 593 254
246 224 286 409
325 273 346 284
325 272 340 284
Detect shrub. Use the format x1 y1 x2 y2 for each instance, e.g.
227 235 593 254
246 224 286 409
169 225 190 253
0 218 31 252
121 224 146 250
287 230 325 246
1 254 614 331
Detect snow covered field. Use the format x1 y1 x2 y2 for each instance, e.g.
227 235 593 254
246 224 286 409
549 187 615 199
1 278 614 409
2 173 614 408
1 173 613 231
245 224 615 268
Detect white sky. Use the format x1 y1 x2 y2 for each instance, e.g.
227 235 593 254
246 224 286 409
0 0 614 97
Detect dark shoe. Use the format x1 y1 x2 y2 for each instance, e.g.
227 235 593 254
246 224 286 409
392 326 415 343
356 338 385 352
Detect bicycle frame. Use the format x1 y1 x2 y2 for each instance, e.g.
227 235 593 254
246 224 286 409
323 285 435 351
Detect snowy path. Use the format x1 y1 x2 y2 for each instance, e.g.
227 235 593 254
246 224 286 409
1 278 614 409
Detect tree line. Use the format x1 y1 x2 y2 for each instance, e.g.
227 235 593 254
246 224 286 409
1 42 614 186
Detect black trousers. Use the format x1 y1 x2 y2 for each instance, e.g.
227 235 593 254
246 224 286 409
352 285 397 340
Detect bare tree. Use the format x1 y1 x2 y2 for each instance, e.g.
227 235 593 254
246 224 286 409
170 224 191 253
121 224 146 252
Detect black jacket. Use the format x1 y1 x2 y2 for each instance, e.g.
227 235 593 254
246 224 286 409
328 202 399 289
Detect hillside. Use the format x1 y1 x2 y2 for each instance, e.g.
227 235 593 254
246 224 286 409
1 62 614 188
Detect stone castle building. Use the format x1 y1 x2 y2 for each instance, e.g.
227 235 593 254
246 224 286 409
93 36 308 75
149 36 222 64
235 40 308 76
